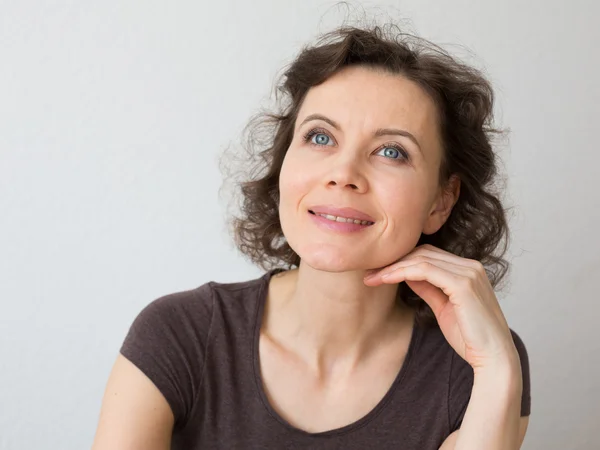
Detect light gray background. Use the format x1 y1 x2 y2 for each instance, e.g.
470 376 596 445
1 1 598 449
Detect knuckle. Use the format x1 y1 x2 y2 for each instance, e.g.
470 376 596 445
468 266 480 279
469 259 485 272
460 275 476 290
418 261 433 269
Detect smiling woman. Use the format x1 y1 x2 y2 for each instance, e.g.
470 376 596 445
93 20 531 450
277 66 448 276
226 25 513 326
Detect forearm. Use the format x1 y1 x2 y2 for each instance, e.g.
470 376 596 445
454 355 523 450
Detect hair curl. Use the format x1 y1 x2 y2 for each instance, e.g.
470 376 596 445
219 21 513 328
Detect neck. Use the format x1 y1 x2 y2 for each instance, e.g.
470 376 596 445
264 263 413 377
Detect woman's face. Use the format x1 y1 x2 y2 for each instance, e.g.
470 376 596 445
278 65 449 272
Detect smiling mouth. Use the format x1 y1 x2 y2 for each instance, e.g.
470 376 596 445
308 210 375 226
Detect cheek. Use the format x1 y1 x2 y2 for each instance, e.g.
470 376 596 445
378 182 431 235
381 180 427 213
278 155 306 223
279 153 310 204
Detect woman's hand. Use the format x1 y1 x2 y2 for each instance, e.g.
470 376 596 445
364 244 519 373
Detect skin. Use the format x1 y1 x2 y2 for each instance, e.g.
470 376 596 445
261 65 529 448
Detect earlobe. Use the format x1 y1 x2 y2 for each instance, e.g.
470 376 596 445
422 175 461 235
421 208 446 235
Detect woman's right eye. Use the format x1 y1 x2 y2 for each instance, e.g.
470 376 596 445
303 128 334 146
312 133 331 146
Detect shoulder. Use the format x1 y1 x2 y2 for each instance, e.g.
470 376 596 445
125 282 215 338
149 282 214 313
509 328 531 416
509 329 530 374
203 271 272 321
125 271 270 338
118 282 216 427
444 327 530 381
445 327 531 431
207 272 268 298
445 327 531 386
119 282 219 373
117 271 271 428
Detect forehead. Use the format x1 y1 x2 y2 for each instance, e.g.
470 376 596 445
297 66 441 158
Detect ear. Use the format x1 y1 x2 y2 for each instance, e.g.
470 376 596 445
422 174 461 235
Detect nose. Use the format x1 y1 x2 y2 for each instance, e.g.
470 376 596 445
325 157 367 192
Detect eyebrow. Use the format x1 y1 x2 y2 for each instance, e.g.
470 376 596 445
299 113 423 154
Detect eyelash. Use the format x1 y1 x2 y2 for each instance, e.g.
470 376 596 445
301 127 410 163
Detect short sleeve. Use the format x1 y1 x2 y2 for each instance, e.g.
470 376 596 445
510 329 531 416
119 282 215 429
448 328 532 431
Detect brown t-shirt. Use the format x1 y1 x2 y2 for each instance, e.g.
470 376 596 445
120 268 531 449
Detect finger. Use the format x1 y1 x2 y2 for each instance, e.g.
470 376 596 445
407 252 506 326
403 279 449 318
377 259 508 332
376 260 468 306
366 249 478 282
380 262 464 317
399 245 482 271
363 245 465 278
375 256 475 281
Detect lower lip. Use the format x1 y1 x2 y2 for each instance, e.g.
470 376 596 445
308 211 374 233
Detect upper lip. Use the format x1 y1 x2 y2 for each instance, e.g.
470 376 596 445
308 205 375 222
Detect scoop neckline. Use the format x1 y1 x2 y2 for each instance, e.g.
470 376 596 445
251 268 421 438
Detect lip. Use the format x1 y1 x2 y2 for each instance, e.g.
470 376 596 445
308 211 374 233
307 205 375 223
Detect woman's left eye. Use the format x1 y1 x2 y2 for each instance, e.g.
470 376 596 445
375 145 408 161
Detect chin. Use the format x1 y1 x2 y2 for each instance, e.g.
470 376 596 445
292 242 367 273
281 216 373 272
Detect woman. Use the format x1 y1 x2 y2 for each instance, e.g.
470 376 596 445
93 23 531 449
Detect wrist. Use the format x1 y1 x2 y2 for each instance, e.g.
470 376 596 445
473 345 521 375
473 354 523 397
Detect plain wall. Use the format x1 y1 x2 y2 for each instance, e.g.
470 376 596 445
1 1 598 448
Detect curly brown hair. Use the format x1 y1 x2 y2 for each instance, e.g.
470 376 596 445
219 21 513 328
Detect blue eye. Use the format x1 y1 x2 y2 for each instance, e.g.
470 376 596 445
376 146 406 161
311 132 332 146
302 127 409 163
302 128 334 147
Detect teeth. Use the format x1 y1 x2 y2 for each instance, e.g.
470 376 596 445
316 213 372 225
